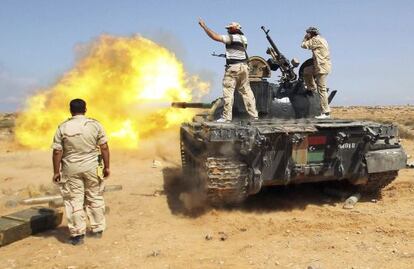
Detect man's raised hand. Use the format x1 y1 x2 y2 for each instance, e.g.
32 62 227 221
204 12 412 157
198 18 206 28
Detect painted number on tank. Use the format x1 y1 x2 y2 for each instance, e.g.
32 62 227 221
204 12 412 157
339 143 356 149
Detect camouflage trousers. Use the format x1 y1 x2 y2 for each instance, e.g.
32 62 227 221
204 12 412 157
222 63 258 121
303 66 330 114
58 168 106 237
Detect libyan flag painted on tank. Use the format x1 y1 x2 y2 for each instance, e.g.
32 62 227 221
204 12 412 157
307 136 327 163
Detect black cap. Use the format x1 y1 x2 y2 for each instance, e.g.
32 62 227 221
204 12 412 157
306 27 320 35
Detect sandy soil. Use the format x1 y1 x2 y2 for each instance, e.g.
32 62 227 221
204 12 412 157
0 107 414 269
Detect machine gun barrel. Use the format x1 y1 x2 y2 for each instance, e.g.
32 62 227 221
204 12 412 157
211 51 226 58
261 26 282 56
171 102 212 109
261 26 297 82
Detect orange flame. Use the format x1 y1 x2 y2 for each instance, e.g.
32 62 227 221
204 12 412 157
15 35 209 149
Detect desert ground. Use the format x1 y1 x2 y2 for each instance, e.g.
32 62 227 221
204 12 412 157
0 106 414 269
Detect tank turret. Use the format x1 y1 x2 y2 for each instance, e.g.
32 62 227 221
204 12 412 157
232 27 337 119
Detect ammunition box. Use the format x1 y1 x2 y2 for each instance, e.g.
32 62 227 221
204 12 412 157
0 207 63 247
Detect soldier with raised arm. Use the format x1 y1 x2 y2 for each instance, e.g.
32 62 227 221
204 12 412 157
198 18 258 122
301 27 332 119
52 99 110 245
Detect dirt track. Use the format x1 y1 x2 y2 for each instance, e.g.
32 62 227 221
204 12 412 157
0 107 414 269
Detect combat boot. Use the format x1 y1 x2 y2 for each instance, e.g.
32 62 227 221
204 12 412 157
216 118 230 123
315 113 331 119
89 231 103 239
69 234 85 245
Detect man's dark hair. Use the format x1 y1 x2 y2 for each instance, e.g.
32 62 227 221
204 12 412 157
70 99 86 114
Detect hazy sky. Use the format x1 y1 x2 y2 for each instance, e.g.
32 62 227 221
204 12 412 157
1 0 413 112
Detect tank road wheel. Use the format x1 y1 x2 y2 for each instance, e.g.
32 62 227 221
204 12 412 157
359 171 398 194
180 141 191 178
203 157 249 206
180 141 199 191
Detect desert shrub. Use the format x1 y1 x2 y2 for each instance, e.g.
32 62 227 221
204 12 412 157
403 119 414 127
0 119 14 129
398 125 414 140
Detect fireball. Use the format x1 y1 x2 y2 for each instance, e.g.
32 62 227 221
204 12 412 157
15 35 209 149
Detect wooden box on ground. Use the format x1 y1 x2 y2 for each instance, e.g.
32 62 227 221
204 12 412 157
0 206 63 247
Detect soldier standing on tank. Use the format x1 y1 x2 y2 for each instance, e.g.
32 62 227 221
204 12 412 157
52 99 110 245
198 18 258 122
301 27 332 119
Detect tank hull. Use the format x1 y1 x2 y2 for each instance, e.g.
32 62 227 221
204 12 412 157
180 118 407 205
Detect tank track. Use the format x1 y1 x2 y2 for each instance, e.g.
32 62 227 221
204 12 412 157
359 171 398 194
180 142 249 205
204 157 249 206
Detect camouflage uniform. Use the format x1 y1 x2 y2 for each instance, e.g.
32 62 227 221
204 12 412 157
221 34 258 121
52 115 107 237
222 63 258 120
301 35 332 114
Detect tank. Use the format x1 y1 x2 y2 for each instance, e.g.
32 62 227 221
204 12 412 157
173 27 407 205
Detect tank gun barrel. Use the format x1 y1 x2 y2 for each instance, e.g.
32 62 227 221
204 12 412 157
171 102 213 109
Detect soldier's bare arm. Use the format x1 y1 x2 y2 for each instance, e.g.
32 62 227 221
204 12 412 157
52 149 63 182
99 143 110 178
198 18 223 43
51 126 64 183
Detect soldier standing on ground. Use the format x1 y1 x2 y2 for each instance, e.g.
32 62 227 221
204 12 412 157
52 99 110 245
198 18 258 122
301 27 332 119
